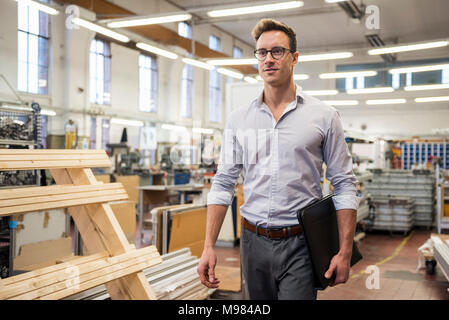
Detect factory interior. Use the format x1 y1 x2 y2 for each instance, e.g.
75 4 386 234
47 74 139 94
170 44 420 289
0 0 448 302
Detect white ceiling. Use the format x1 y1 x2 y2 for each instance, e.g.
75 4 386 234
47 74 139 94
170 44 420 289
167 0 449 53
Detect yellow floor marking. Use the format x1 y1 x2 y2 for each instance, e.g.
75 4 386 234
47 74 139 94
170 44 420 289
325 230 415 290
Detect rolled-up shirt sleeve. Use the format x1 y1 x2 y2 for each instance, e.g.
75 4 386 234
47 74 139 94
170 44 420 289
323 109 360 211
207 119 243 206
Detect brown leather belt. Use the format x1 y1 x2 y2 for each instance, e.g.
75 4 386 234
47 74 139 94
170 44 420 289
242 218 302 239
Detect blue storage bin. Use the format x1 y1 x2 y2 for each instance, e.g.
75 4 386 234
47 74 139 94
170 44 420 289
174 172 190 185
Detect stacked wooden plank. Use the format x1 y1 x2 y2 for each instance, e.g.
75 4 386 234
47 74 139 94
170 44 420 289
0 183 128 217
0 246 161 300
0 149 162 300
0 149 112 170
64 248 216 300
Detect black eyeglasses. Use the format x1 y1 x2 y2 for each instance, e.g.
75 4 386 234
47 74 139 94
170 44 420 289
254 46 294 61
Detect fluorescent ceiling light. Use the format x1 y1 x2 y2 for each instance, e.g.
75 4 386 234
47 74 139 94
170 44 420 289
41 109 56 116
415 96 449 103
303 90 338 96
323 100 359 106
182 57 214 70
293 74 309 80
207 1 304 18
404 84 449 91
389 63 449 74
347 87 394 94
73 18 130 43
325 0 348 3
298 52 353 62
217 68 244 79
366 99 406 105
244 76 259 84
319 71 377 79
111 118 144 127
161 124 187 131
192 127 214 134
207 58 258 66
107 13 191 28
136 42 178 59
15 0 59 15
368 40 449 55
0 104 56 116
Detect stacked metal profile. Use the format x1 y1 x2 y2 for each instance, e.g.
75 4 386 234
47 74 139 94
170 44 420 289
431 235 449 283
65 248 216 300
355 171 372 222
365 169 435 228
364 197 415 233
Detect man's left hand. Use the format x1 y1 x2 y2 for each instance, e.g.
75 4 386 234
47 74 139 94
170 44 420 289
324 252 351 287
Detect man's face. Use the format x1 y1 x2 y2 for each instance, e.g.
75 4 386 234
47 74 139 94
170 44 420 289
256 30 299 86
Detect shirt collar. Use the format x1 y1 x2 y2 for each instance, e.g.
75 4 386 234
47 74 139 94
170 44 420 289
256 85 305 109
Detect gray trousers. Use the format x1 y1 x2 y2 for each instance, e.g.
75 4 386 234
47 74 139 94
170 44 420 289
241 226 317 300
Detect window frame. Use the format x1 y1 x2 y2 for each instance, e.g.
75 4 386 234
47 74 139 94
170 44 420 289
89 38 112 105
209 35 222 123
17 0 50 95
138 54 158 113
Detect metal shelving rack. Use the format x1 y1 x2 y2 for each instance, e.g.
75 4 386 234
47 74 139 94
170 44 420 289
401 142 448 170
0 103 42 278
364 169 436 230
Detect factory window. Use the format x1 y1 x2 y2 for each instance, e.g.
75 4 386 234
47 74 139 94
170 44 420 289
233 46 243 59
209 35 222 123
179 22 193 118
356 76 365 89
226 46 244 84
178 21 192 39
392 73 400 89
337 58 449 91
139 54 158 113
345 77 354 90
180 65 193 118
406 72 412 86
17 0 50 94
102 119 110 150
89 39 111 105
443 67 449 84
89 117 96 149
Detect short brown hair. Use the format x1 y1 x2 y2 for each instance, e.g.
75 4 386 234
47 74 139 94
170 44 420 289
252 19 297 52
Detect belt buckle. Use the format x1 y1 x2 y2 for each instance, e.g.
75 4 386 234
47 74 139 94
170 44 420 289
268 228 282 240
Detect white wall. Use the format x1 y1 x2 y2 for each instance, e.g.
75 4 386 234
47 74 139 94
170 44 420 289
1 0 448 145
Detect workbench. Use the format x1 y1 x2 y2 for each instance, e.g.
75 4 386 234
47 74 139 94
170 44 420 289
137 183 205 244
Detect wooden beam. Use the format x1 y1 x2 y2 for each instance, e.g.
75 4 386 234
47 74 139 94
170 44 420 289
7 251 161 300
0 192 128 217
55 0 258 75
50 168 157 299
0 252 109 286
0 159 111 171
0 183 124 200
1 247 160 300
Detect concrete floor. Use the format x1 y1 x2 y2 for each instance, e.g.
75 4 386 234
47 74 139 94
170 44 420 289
211 228 449 300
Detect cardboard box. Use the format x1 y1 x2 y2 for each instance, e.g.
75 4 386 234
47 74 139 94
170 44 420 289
13 237 74 271
444 204 449 217
110 201 137 245
117 175 140 204
168 207 207 258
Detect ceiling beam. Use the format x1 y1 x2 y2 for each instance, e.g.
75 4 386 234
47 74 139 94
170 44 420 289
55 0 258 74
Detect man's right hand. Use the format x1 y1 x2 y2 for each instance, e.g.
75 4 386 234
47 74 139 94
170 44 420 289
197 247 220 288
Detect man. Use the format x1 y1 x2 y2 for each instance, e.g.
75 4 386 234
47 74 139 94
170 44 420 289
197 18 359 300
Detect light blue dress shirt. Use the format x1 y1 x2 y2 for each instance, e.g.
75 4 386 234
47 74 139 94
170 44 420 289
207 86 359 228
